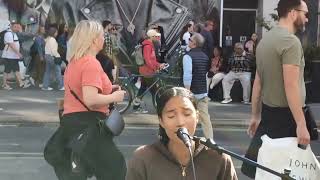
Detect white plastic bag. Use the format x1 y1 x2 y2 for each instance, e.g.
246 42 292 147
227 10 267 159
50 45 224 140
18 60 26 79
255 135 320 180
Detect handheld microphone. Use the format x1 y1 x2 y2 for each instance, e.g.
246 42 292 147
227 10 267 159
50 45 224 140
176 128 192 148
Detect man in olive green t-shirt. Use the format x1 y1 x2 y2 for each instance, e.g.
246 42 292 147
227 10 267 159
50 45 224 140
241 0 310 178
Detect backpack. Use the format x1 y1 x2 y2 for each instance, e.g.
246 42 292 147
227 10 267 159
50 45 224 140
0 30 8 50
131 44 145 66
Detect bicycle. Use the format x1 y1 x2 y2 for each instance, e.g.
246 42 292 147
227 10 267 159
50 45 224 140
114 64 182 114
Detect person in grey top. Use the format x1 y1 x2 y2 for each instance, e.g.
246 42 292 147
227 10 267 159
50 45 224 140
242 0 310 178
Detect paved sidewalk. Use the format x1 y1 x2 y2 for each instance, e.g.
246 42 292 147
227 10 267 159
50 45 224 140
1 89 320 128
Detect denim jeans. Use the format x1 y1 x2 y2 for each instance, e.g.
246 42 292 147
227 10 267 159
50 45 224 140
43 55 63 89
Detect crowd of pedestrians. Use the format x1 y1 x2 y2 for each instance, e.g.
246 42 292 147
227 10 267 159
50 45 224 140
0 22 71 91
0 12 258 141
1 0 316 180
1 16 258 106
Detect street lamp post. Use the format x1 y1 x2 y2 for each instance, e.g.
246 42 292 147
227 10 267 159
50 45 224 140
219 0 224 47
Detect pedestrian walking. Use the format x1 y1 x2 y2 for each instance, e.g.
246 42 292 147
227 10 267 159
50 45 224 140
179 23 193 52
241 0 310 178
57 23 69 65
183 33 213 139
200 20 215 59
1 22 30 90
29 25 46 88
44 20 127 180
132 29 165 113
42 26 64 91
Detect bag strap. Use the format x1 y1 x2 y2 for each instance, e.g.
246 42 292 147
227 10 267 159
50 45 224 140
67 84 91 111
5 32 18 51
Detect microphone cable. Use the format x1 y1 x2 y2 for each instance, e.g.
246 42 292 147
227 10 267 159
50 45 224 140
188 146 197 180
176 128 197 180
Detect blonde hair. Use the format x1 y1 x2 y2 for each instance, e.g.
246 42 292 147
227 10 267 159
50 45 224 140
67 20 104 62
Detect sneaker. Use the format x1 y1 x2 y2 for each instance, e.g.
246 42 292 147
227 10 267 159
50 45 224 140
221 98 232 104
20 81 31 88
59 87 65 91
39 84 43 88
133 107 148 114
41 87 53 91
135 78 141 89
132 98 142 106
29 77 35 86
242 101 251 105
2 85 12 90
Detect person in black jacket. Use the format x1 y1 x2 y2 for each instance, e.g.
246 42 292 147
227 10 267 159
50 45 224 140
96 51 115 83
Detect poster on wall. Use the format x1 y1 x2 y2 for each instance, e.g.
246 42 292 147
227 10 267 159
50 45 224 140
2 0 220 67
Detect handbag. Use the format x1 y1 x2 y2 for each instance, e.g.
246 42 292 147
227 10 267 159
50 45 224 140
303 105 319 140
68 86 125 136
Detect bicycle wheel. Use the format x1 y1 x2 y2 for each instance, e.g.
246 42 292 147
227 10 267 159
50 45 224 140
152 85 175 109
114 84 133 114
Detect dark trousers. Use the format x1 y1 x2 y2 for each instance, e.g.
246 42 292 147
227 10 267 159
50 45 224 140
241 104 298 178
133 77 157 109
136 77 157 98
44 112 126 180
30 55 45 86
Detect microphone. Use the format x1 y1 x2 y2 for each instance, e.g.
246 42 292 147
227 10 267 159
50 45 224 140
176 128 192 148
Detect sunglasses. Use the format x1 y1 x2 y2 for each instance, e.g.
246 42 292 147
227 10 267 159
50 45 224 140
294 9 309 19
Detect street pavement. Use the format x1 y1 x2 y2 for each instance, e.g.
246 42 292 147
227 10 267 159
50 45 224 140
0 124 319 180
0 124 251 180
1 88 320 180
1 88 320 127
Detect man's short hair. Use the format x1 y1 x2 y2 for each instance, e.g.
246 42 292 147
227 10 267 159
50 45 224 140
204 20 214 27
234 42 244 50
47 27 57 37
277 0 304 18
191 33 205 48
10 21 20 26
102 20 111 29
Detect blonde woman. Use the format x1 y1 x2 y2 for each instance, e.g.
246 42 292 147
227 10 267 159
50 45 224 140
44 20 126 180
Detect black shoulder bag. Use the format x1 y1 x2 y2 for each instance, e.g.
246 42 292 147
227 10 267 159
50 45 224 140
68 86 125 136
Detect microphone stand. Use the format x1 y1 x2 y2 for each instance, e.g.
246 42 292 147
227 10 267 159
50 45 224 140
192 136 295 180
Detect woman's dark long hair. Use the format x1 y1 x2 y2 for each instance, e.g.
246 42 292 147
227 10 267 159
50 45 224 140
156 87 197 145
179 24 192 43
57 23 68 38
212 46 223 58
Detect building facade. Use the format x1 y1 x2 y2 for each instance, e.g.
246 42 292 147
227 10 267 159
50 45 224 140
220 0 319 47
0 0 319 51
